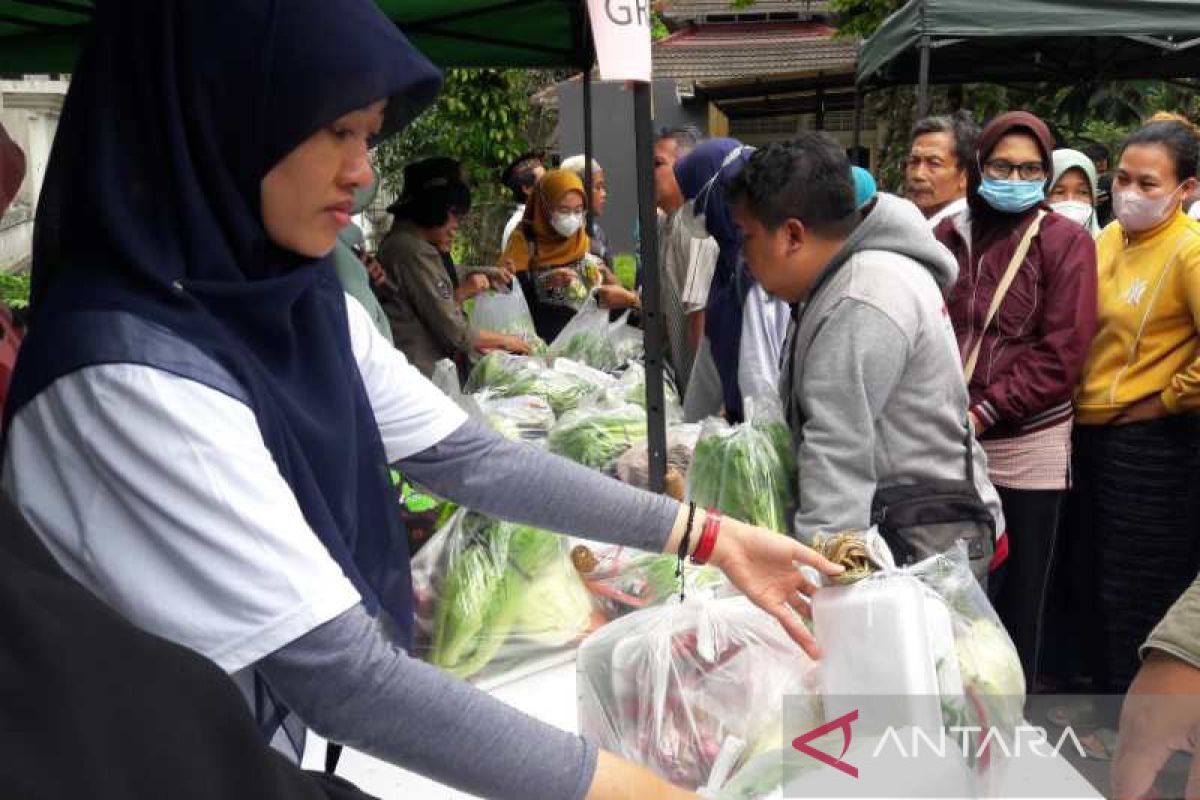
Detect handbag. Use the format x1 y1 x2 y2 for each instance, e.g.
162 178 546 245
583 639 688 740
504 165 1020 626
869 425 995 582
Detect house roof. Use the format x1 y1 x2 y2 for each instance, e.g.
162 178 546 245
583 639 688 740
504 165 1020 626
653 22 857 83
658 0 832 22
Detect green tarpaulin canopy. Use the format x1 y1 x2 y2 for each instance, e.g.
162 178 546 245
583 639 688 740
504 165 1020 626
0 1 592 72
857 0 1200 88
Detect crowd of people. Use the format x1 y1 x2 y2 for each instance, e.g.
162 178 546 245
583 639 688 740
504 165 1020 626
0 1 1197 798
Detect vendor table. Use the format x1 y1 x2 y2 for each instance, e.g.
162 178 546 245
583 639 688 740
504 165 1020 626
300 655 1104 800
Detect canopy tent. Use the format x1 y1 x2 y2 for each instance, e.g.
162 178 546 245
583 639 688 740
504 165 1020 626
0 1 596 71
0 0 671 494
855 0 1200 116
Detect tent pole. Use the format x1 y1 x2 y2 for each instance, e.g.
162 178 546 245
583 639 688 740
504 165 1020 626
633 81 667 494
582 66 595 236
917 35 931 117
852 88 863 166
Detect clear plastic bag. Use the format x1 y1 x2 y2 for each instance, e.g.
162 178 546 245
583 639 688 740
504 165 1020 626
577 595 819 793
465 352 602 417
569 541 727 620
686 395 797 534
609 312 644 366
706 538 1024 800
411 509 599 681
470 287 547 353
464 352 545 395
616 362 682 420
615 422 700 492
430 358 462 398
547 399 648 472
474 390 556 446
549 294 621 371
810 533 1025 797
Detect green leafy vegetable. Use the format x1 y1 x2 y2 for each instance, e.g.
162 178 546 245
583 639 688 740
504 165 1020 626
548 404 648 470
428 513 591 679
687 414 797 534
555 331 620 371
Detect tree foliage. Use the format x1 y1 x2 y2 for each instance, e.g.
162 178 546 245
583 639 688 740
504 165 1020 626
373 68 562 266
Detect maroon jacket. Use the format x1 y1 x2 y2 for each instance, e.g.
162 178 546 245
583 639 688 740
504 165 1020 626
935 209 1098 440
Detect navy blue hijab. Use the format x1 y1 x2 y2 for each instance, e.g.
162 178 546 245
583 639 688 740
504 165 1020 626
7 0 442 651
674 138 756 422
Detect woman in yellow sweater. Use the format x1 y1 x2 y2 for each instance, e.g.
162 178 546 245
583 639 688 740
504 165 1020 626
1067 118 1200 710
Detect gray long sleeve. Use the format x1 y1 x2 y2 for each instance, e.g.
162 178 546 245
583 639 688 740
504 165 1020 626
397 417 679 553
258 604 597 800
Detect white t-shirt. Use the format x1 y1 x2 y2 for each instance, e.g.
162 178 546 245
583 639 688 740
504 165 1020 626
738 283 791 404
3 295 467 674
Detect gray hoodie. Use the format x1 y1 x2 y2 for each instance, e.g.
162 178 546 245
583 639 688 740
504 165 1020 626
780 193 1005 542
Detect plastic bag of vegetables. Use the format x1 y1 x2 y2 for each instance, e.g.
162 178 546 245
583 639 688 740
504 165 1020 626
549 294 621 371
464 352 544 395
470 287 547 353
616 362 681 419
615 423 700 493
609 313 644 366
569 541 727 620
810 532 1024 798
577 595 818 793
687 396 797 534
547 400 647 472
411 509 599 681
474 391 556 446
466 353 602 416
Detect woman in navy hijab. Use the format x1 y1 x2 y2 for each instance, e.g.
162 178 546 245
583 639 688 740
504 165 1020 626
676 139 791 424
3 2 842 797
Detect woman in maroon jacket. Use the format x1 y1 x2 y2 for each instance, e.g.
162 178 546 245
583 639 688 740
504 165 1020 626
934 111 1098 688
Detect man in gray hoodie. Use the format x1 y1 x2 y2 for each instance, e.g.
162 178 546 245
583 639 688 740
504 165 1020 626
727 134 1005 552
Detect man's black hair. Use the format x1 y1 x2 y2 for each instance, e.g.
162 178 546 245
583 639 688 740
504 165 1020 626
1080 142 1110 168
501 150 544 203
910 110 980 175
389 157 472 228
727 132 858 237
655 125 702 157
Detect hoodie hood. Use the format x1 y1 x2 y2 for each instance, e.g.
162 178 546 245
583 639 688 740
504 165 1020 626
815 192 959 293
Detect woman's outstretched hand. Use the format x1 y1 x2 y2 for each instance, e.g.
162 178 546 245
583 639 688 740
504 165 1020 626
707 518 843 659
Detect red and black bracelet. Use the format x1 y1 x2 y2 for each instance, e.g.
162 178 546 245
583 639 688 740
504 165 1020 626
691 509 722 565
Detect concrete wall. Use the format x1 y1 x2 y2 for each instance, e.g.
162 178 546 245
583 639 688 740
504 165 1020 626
556 78 707 256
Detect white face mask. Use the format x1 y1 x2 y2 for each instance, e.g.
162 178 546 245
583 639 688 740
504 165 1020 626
1115 185 1182 233
1050 200 1095 230
551 211 584 238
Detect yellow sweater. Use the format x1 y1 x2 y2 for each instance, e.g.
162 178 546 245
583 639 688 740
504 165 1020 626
1076 211 1200 425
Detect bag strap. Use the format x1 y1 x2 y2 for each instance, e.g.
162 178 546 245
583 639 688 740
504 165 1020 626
962 210 1046 383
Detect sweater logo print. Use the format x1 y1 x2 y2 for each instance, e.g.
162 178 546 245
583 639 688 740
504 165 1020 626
1124 277 1149 306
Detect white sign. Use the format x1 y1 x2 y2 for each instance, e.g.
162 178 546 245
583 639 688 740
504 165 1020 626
586 0 652 83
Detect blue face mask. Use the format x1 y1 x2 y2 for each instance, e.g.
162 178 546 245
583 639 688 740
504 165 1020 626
977 177 1045 213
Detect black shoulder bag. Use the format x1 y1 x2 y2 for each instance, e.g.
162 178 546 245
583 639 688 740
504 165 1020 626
784 246 998 583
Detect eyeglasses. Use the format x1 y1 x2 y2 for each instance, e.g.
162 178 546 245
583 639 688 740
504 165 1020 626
983 159 1047 181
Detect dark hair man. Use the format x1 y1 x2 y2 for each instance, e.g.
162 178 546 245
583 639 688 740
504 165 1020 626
653 125 715 389
1081 141 1114 225
727 133 1003 546
499 151 546 252
905 110 980 226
